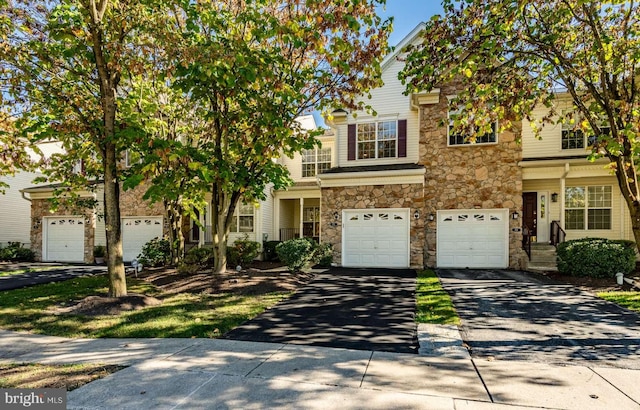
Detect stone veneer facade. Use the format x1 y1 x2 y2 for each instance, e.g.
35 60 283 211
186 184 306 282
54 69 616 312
321 183 425 268
31 198 96 263
31 182 165 263
419 86 526 269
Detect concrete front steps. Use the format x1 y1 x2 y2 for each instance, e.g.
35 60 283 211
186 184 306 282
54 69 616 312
525 242 558 272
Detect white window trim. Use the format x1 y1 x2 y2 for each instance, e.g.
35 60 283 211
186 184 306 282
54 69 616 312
125 150 141 168
231 203 255 233
447 109 498 147
564 185 612 230
301 147 331 178
356 120 399 160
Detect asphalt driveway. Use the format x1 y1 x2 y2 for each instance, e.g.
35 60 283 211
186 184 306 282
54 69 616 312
0 263 106 291
224 268 419 354
437 269 640 368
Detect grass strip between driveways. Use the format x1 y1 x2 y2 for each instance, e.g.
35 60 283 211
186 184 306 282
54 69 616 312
598 291 640 313
416 269 460 325
0 275 290 338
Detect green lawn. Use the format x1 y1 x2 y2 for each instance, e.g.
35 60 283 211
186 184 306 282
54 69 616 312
0 275 289 338
415 269 460 325
598 291 640 313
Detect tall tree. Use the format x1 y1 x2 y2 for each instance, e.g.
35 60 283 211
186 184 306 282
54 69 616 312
400 0 640 250
173 0 391 273
1 0 166 296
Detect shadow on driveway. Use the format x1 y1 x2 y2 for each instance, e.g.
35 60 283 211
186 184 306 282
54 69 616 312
223 267 419 354
437 269 640 368
0 263 106 291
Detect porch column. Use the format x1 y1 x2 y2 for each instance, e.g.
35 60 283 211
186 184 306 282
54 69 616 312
198 209 205 247
299 198 304 238
559 163 569 228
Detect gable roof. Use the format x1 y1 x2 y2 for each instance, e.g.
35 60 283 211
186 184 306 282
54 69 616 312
380 23 426 72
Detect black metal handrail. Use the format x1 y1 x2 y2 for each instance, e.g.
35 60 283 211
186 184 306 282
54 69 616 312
522 223 532 260
550 220 566 247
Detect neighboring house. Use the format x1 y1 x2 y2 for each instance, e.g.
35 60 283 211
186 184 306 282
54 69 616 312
0 141 64 250
521 97 634 245
0 171 42 249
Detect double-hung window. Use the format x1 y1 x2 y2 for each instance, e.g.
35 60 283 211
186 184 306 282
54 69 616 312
230 203 254 233
448 108 497 146
301 147 331 177
357 120 397 159
565 186 612 230
561 112 609 150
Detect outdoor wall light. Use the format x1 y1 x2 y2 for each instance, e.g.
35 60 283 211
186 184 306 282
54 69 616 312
428 213 435 222
551 192 559 203
511 211 519 220
333 211 339 221
413 210 420 219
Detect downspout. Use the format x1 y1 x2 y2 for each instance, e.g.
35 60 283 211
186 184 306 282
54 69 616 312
20 190 31 202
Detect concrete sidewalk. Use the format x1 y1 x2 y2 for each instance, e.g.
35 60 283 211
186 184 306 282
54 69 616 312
1 330 638 409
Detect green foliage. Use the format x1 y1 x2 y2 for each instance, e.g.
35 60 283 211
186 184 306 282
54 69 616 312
0 242 35 262
556 238 636 278
177 246 216 275
93 245 106 258
227 237 261 267
275 238 333 272
137 238 171 268
598 291 640 313
416 270 460 325
262 241 281 261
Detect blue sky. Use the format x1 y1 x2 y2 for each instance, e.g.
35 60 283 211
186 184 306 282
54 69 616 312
377 1 445 46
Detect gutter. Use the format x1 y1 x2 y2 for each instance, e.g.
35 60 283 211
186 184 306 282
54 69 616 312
19 189 31 203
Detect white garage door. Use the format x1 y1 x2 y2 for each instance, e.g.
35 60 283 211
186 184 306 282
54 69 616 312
44 216 85 262
122 217 163 262
342 209 410 268
437 209 509 269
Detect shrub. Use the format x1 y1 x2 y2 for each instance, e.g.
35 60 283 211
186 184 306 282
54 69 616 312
275 238 333 272
93 245 106 258
276 238 315 272
183 246 216 268
0 242 35 262
263 240 281 261
137 237 171 267
556 237 636 278
315 242 334 267
227 237 261 267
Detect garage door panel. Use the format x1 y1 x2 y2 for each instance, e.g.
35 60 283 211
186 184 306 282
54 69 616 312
45 217 85 262
122 217 163 262
437 209 508 269
342 209 409 268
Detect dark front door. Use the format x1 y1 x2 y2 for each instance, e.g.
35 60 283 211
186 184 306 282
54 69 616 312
523 192 537 240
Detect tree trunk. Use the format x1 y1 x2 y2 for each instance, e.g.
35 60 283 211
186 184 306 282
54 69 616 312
104 142 126 297
166 199 184 265
88 0 126 297
613 156 640 254
212 206 229 273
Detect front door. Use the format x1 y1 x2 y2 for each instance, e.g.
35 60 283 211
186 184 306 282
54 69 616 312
523 192 537 241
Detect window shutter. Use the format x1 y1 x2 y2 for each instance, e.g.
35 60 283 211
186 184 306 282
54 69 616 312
398 119 407 158
347 124 356 160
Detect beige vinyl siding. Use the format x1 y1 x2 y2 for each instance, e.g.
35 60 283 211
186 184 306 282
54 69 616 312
335 58 420 168
260 184 274 242
522 100 594 159
0 172 40 247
